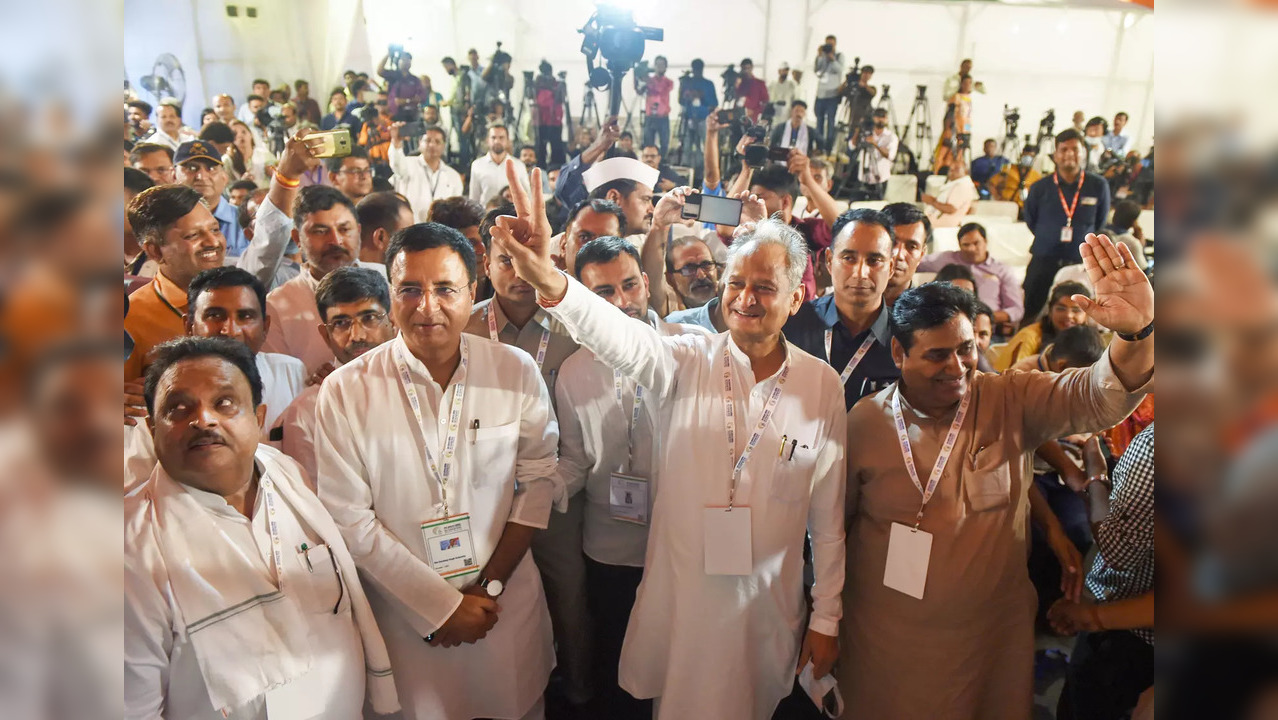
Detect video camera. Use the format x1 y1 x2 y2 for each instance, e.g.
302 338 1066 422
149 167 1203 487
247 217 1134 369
1003 105 1020 136
841 57 868 102
255 105 287 155
578 3 663 116
1039 109 1055 137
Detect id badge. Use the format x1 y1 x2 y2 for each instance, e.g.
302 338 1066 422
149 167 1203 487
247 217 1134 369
703 507 752 575
609 472 649 525
421 513 480 579
693 98 702 108
1059 226 1074 243
265 669 327 719
883 522 932 599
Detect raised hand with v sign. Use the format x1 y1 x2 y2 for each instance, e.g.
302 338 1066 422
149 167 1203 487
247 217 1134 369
488 158 569 303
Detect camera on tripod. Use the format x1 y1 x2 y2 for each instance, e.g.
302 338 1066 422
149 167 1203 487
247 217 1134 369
841 57 867 102
1039 109 1055 136
1003 105 1020 133
578 3 663 116
720 64 739 102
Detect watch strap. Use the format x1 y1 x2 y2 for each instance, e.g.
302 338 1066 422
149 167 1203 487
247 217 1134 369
1116 321 1154 342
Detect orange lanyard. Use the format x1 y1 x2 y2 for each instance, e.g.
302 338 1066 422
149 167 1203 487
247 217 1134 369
1054 172 1084 227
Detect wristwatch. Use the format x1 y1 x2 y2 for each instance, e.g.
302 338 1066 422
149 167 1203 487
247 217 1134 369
480 577 504 598
1084 473 1110 492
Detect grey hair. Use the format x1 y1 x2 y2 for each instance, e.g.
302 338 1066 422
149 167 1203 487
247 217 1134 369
724 218 808 292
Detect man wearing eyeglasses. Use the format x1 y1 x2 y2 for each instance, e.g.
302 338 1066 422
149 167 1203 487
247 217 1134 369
328 147 375 205
663 235 727 333
314 223 558 720
273 266 395 484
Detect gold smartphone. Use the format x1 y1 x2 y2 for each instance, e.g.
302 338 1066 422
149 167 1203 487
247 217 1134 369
306 129 352 158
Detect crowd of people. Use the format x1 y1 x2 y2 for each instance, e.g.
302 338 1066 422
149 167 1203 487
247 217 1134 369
119 37 1156 720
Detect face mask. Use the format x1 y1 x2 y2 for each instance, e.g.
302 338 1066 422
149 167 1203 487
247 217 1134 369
1020 156 1033 167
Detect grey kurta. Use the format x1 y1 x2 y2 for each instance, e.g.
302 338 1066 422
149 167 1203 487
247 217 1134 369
839 350 1150 720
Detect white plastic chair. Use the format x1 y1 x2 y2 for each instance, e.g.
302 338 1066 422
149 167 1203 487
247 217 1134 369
884 174 918 203
971 200 1020 221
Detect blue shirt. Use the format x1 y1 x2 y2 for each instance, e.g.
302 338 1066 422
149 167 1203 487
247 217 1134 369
665 297 720 334
679 77 718 121
971 155 1008 185
781 295 898 411
1023 171 1110 263
211 196 249 257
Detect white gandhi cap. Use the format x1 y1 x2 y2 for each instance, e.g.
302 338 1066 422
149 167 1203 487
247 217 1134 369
582 157 659 194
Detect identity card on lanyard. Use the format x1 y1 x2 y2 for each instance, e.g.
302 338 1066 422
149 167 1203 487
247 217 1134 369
825 328 877 387
609 370 650 525
1055 172 1084 243
488 304 550 369
883 386 972 599
395 337 480 580
704 344 789 576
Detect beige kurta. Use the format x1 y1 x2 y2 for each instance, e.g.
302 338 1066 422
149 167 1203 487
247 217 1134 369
839 351 1150 720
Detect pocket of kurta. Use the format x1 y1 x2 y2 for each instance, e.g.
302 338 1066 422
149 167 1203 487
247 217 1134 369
770 448 817 503
468 420 520 486
964 447 1012 512
293 544 345 615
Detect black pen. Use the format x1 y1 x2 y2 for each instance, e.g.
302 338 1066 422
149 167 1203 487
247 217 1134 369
470 419 480 443
788 439 797 460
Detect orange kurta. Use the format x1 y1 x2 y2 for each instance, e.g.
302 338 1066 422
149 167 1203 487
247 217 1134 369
124 272 188 381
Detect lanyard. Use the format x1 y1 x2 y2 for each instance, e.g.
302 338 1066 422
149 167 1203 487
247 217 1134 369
394 337 469 518
722 344 789 509
1053 172 1085 227
423 163 442 198
260 476 287 589
153 281 185 320
891 384 972 527
487 304 550 369
613 370 645 472
824 329 878 388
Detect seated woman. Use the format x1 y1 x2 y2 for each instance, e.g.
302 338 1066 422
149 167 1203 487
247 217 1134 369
995 281 1092 371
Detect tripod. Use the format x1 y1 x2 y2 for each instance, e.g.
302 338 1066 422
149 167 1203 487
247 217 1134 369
901 85 934 174
999 108 1021 161
580 85 601 132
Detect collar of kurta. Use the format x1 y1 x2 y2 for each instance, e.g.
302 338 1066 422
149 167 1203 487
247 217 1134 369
813 294 891 346
154 270 191 311
297 266 323 293
725 331 791 381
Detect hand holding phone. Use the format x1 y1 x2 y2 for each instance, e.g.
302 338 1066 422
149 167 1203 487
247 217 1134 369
680 193 743 226
306 129 353 159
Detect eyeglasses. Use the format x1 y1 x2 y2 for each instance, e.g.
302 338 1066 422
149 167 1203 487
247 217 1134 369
325 310 388 333
393 285 469 303
674 261 723 278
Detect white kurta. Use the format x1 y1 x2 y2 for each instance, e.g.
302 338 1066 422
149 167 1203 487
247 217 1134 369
255 351 307 434
554 311 708 567
273 383 320 488
546 277 847 720
262 270 337 374
314 334 558 720
124 447 368 720
388 146 466 222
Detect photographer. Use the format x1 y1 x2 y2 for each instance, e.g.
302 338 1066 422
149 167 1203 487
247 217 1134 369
813 42 844 152
768 100 823 157
532 61 567 167
640 55 674 157
942 59 986 100
845 64 877 139
480 47 515 115
854 108 898 199
678 59 717 161
734 58 769 123
377 49 425 121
